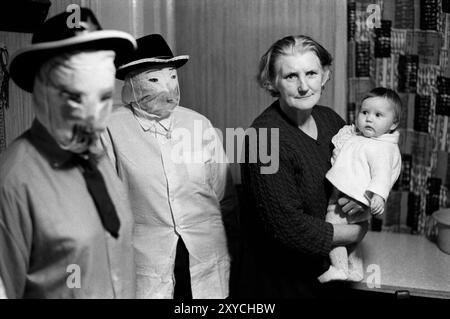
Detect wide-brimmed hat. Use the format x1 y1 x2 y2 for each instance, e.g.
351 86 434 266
9 7 137 93
116 34 189 80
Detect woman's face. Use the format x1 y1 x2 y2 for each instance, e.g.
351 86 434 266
273 51 329 111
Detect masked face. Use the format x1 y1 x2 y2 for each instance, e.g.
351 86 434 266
33 50 116 153
122 66 180 119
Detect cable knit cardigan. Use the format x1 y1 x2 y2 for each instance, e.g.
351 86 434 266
239 100 346 296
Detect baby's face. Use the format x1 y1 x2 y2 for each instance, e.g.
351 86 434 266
356 97 398 138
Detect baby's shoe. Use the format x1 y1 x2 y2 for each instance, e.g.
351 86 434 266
318 265 348 283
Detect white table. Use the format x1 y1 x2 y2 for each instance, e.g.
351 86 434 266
351 231 450 299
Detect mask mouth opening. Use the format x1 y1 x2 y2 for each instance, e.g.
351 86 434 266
60 124 100 154
132 93 179 119
140 92 179 106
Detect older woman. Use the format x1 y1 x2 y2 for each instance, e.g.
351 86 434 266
237 35 367 298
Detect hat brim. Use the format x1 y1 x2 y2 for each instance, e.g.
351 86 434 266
9 30 137 93
116 55 189 80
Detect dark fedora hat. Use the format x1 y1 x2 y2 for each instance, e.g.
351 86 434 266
9 7 137 93
116 34 189 80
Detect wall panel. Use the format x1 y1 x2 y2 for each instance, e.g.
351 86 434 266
174 0 347 181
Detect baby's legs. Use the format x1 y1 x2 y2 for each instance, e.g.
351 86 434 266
347 221 368 282
317 203 349 283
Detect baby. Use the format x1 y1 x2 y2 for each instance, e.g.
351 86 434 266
318 87 402 283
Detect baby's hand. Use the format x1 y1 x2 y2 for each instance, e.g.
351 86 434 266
370 194 385 216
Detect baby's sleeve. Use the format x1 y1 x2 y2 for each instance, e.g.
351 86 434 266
365 145 401 201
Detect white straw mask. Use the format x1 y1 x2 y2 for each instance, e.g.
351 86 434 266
121 66 180 119
33 50 116 153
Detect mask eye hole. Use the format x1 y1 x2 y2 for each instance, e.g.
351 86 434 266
101 92 113 102
61 90 82 103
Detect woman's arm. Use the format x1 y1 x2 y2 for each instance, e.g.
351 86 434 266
333 196 369 245
332 222 368 246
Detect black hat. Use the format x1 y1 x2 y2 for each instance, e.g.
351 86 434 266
116 34 189 80
9 7 137 93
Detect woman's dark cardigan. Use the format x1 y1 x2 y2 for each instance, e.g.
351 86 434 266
237 100 345 298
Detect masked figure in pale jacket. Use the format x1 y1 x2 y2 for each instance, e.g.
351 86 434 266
101 34 239 299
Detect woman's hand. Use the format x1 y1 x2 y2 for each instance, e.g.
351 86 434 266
337 196 366 216
331 196 369 246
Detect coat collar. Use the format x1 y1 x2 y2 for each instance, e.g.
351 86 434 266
130 105 174 137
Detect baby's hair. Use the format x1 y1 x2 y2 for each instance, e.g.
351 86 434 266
361 87 402 124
